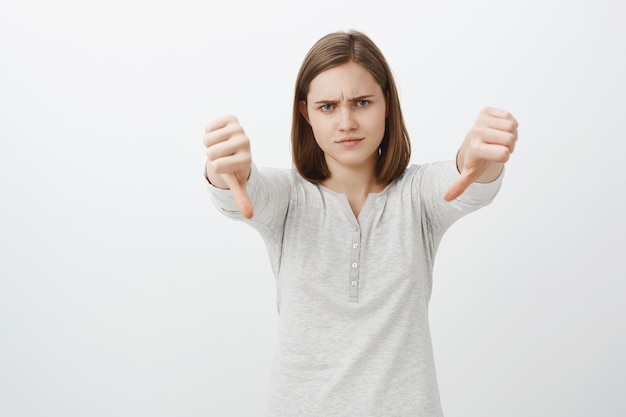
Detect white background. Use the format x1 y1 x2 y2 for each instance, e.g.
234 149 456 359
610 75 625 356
1 0 624 416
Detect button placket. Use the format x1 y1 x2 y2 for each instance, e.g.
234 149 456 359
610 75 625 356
349 226 361 302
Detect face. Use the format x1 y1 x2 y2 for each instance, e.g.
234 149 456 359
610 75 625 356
299 61 387 176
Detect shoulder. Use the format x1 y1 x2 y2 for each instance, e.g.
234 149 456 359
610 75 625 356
250 164 297 189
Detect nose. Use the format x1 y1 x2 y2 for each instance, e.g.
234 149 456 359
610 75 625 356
338 107 357 131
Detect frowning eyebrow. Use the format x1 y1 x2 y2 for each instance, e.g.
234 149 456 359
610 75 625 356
312 94 376 105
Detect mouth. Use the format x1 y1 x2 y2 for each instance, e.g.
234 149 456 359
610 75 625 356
336 137 364 146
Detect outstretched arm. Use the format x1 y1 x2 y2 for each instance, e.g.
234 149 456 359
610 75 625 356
444 107 518 201
203 115 254 218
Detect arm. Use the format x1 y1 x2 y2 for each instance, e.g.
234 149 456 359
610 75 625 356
444 107 518 201
203 115 254 218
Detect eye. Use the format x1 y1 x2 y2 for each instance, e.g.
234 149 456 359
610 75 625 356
356 100 370 107
320 103 334 112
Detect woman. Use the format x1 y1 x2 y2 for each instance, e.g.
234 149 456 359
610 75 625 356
203 30 517 417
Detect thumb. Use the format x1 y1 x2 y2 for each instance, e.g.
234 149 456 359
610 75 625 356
223 172 253 219
444 170 475 201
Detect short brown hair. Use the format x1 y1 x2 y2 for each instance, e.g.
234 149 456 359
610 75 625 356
291 30 411 185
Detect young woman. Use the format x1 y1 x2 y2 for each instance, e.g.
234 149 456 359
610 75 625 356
203 30 517 417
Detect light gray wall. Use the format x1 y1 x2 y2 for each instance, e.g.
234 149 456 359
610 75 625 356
1 0 624 416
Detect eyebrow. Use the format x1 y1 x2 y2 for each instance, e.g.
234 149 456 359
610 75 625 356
312 94 376 105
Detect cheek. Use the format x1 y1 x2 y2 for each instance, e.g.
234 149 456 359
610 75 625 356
307 120 325 149
369 113 387 141
309 115 331 140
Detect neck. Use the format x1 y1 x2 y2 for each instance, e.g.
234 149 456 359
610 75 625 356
322 159 383 197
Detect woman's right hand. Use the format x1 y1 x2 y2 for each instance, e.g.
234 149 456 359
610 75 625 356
203 115 253 219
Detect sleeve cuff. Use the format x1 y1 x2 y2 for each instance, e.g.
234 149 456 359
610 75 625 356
206 164 259 215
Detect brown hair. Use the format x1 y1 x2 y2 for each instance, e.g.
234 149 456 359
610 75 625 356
291 30 411 185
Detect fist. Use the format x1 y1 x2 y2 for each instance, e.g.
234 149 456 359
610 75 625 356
203 115 253 218
444 107 518 201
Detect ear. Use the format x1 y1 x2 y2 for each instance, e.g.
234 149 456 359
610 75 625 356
299 100 311 124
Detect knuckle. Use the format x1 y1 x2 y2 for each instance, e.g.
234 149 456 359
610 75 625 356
503 120 516 131
233 133 251 150
205 146 217 161
470 126 484 138
211 159 228 174
205 114 241 134
498 148 511 163
208 158 220 172
225 115 242 129
228 123 246 139
467 140 481 153
497 108 511 118
505 132 516 144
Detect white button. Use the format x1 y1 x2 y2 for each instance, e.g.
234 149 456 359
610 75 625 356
353 243 358 249
352 262 358 269
351 281 358 287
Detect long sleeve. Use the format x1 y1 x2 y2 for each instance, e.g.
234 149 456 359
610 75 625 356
416 160 503 240
207 163 294 276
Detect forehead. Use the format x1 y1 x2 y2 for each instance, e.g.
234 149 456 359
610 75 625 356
307 62 382 99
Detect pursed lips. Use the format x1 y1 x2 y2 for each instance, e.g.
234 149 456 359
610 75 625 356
336 137 364 144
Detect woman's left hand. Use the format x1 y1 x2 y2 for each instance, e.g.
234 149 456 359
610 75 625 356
444 107 518 201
